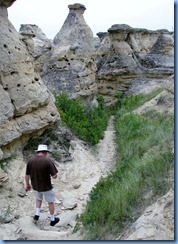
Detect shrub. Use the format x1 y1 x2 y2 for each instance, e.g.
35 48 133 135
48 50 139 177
54 93 109 145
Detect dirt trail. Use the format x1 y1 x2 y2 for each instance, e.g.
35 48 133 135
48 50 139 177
0 116 116 240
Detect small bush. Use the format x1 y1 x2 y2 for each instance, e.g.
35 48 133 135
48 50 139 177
0 156 16 172
51 150 62 161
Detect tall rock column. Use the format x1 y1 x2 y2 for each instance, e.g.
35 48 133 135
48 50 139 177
42 3 97 106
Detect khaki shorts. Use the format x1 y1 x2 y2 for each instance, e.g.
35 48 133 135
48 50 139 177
33 189 55 203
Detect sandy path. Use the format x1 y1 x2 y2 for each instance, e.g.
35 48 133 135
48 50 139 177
0 116 116 240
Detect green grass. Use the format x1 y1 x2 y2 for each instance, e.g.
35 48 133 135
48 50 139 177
74 90 174 240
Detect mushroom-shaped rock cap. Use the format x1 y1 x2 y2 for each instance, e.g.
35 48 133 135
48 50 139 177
0 0 16 7
108 24 133 33
68 3 86 11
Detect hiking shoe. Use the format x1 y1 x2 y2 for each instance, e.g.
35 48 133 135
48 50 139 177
33 215 39 224
34 215 39 221
50 217 60 226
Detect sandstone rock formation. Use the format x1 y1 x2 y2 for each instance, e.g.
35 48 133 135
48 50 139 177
0 169 8 187
96 24 174 105
0 0 174 240
19 24 53 73
41 3 97 107
22 12 174 109
116 188 174 240
0 0 59 159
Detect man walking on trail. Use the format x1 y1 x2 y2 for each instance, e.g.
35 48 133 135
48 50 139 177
25 144 60 226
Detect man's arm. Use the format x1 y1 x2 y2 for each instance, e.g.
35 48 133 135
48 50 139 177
51 173 57 179
25 174 31 190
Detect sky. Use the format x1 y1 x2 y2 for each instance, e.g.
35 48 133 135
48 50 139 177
8 0 175 40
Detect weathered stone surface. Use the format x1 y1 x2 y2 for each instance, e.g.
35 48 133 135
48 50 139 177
0 83 14 124
0 17 50 116
0 210 13 223
62 197 77 210
134 75 174 115
19 24 53 72
42 3 97 105
0 100 58 147
116 188 174 240
0 3 59 159
57 210 78 227
96 24 174 105
0 169 8 187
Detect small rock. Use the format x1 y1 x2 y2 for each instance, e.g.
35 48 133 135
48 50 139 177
77 196 84 201
73 182 81 189
0 211 13 223
18 188 27 197
55 198 62 204
63 198 77 210
14 214 20 219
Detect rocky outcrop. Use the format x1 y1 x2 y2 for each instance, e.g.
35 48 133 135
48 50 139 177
19 24 53 73
0 169 8 187
116 188 174 240
0 1 59 159
41 3 97 106
22 14 174 108
96 24 174 105
134 75 174 115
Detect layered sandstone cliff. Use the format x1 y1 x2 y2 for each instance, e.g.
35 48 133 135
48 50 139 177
96 24 174 104
0 0 59 159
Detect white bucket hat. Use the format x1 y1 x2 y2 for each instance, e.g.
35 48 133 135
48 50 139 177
36 144 50 152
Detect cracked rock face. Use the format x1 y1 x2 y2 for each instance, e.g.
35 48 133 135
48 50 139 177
0 3 59 159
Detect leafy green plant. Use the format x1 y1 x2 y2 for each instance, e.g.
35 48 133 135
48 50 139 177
54 93 109 145
0 156 16 171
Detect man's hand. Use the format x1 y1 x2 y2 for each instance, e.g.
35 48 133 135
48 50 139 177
25 184 32 191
